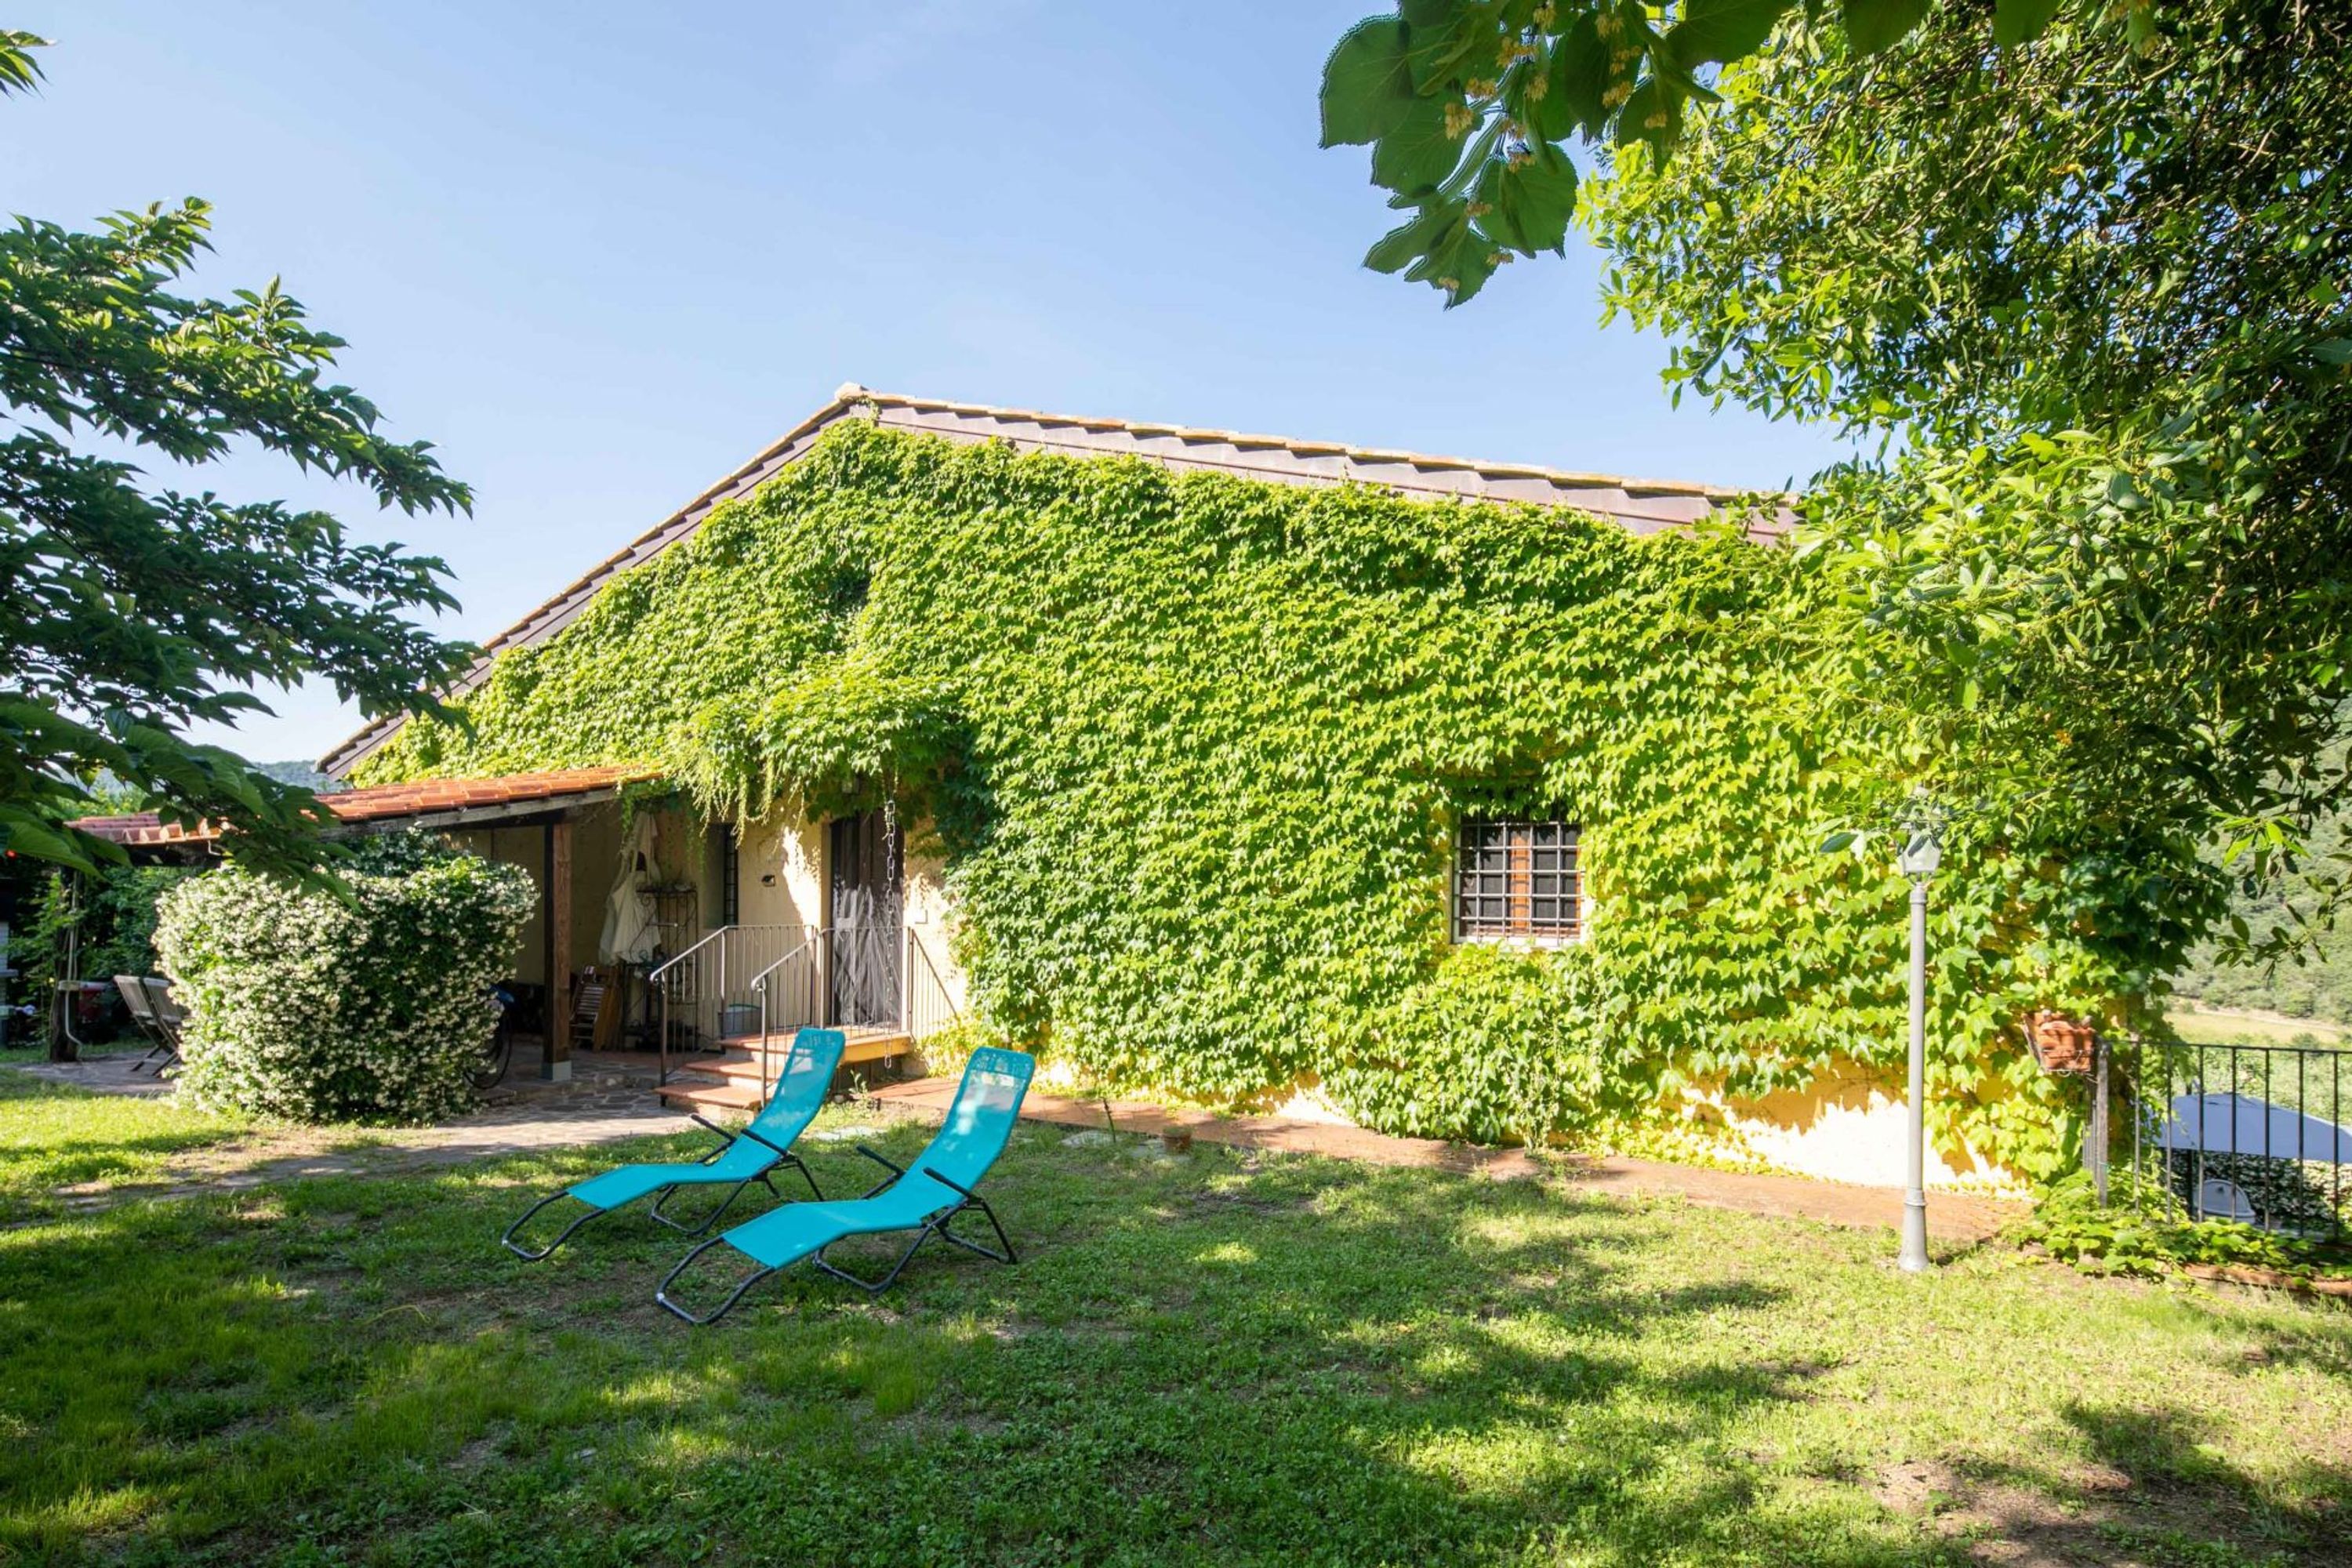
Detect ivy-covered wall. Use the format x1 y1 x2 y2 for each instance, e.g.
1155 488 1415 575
363 421 2178 1178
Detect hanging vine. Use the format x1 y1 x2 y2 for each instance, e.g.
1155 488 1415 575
361 421 2212 1177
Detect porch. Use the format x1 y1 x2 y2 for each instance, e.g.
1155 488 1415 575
71 766 967 1112
434 779 965 1113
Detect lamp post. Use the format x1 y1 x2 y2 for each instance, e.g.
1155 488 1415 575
1895 826 1940 1274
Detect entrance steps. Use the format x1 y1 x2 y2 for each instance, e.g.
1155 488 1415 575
654 1025 913 1113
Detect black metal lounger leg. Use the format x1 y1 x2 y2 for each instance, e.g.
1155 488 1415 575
935 1197 1018 1266
812 1228 935 1294
655 1235 779 1326
650 1178 762 1236
784 1154 826 1202
501 1192 604 1261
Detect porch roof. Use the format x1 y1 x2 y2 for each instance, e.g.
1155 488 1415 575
71 764 657 848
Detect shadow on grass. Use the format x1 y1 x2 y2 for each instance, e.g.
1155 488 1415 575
0 1122 2343 1566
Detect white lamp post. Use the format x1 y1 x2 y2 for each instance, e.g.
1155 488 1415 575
1895 826 1940 1274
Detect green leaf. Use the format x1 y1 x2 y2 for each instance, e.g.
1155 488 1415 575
0 808 106 873
1614 78 1685 162
1841 0 1930 55
1666 0 1795 70
1363 201 1461 273
1320 16 1415 147
1472 162 1526 252
1547 14 1610 136
1992 0 2063 47
1497 145 1579 252
1370 96 1471 194
1404 5 1484 93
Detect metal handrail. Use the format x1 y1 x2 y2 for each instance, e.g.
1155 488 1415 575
650 926 729 1087
646 924 728 985
906 924 963 1042
751 930 831 1102
728 924 953 1105
746 931 826 999
650 923 804 1086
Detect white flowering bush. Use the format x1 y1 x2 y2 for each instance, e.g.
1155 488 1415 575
154 834 536 1123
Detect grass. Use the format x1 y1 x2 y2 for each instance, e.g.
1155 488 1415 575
0 1072 247 1221
2168 1004 2348 1049
0 1035 150 1068
2 1073 2349 1566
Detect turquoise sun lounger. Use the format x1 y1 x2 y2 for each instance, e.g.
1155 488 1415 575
655 1046 1035 1323
502 1027 845 1260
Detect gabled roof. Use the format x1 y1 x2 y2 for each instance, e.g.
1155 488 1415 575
321 386 1783 776
74 765 655 848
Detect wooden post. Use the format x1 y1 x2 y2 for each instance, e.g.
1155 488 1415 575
543 819 573 1082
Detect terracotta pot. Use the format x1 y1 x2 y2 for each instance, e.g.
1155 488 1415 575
2026 1012 2100 1076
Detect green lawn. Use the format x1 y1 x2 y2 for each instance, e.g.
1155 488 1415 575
0 1072 247 1219
2 1072 2348 1566
2169 1004 2348 1050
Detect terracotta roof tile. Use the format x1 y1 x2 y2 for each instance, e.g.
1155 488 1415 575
71 764 655 848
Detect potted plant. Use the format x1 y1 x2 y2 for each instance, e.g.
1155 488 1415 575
2025 1011 2100 1076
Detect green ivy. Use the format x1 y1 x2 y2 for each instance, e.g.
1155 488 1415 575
364 422 2190 1178
2016 1171 2352 1280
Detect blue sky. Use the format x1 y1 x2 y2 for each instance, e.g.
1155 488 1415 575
11 1 1848 766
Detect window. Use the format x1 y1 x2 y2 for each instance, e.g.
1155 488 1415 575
717 824 740 926
1454 817 1581 942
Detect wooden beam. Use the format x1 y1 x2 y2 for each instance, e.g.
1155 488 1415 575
542 820 573 1081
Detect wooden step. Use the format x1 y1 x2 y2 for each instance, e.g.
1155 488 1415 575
655 1078 764 1112
711 1028 913 1065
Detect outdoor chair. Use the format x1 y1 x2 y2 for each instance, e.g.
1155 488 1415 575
656 1046 1035 1326
134 976 187 1076
501 1027 846 1260
114 976 170 1071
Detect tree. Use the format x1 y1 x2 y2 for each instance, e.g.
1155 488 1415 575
1586 0 2352 953
0 31 474 880
1323 1 2352 968
1315 0 2103 307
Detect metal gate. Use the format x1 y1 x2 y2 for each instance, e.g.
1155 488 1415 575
827 809 902 1028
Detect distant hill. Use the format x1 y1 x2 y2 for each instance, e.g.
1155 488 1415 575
2173 811 2352 1026
256 760 347 794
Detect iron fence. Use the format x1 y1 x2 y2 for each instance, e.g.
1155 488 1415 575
2104 1035 2351 1241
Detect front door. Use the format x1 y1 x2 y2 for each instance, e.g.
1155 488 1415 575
828 810 902 1028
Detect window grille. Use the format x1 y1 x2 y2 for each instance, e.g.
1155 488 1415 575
718 824 740 927
1454 817 1581 942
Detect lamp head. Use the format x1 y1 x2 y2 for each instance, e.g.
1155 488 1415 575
1896 829 1941 880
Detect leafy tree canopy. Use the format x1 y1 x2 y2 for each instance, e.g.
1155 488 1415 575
1585 0 2352 956
1327 0 2352 967
0 32 473 879
1316 0 2111 307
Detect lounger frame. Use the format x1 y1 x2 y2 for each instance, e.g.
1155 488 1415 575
655 1145 1018 1325
501 1114 827 1261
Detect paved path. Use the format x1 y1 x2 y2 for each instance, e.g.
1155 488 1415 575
16 1048 691 1202
869 1078 2025 1247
